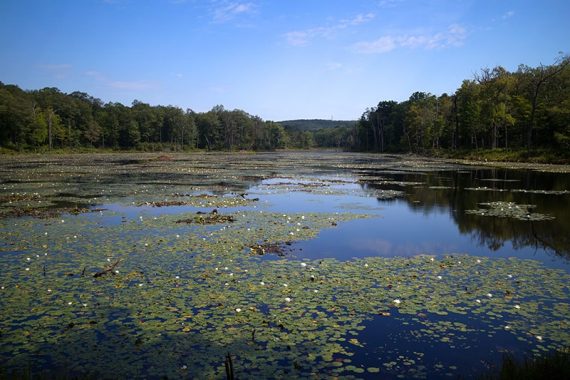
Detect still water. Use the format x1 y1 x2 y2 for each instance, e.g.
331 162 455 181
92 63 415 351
257 168 570 271
0 152 569 379
246 163 570 378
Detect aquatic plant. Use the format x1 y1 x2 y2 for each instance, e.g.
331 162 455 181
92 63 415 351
466 201 555 221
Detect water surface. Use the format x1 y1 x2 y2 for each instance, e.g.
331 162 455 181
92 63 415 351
1 152 569 379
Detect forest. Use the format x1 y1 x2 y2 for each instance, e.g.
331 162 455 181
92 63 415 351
0 87 289 152
348 56 570 158
279 119 356 131
1 56 569 159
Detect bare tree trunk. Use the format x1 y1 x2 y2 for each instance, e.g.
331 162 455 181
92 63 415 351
205 135 211 151
526 57 569 150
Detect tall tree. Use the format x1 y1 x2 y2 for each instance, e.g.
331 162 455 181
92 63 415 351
518 55 570 150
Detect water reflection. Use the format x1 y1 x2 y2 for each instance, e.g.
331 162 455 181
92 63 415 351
359 168 570 260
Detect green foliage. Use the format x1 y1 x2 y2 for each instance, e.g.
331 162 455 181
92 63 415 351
28 108 48 146
1 57 568 158
349 56 570 160
1 152 570 378
279 119 356 131
443 148 570 164
0 88 283 152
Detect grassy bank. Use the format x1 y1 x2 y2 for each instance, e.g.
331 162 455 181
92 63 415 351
437 148 570 165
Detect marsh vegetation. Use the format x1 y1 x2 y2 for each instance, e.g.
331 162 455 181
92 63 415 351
1 152 569 378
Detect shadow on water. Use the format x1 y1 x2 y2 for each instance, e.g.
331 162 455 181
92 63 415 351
1 303 334 379
344 312 529 380
356 168 570 262
2 153 570 379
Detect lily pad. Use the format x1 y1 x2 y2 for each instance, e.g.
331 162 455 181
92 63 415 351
466 201 555 221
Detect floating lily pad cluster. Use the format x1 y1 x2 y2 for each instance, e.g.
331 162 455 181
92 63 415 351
1 206 569 379
138 194 258 208
464 187 570 195
1 153 569 379
465 187 509 192
0 152 472 219
369 189 405 200
256 176 361 197
176 212 236 225
358 178 424 187
512 189 570 195
466 201 556 221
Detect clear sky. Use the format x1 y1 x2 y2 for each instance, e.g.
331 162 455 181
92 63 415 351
1 1 568 121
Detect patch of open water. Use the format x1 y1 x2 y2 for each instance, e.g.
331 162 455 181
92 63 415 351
1 153 569 379
250 173 570 272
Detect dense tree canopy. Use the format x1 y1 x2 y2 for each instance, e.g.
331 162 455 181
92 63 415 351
350 56 570 155
1 57 568 156
0 86 287 151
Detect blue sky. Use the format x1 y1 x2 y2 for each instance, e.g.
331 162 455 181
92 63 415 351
1 0 568 121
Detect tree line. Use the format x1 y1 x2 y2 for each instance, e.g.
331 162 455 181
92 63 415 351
1 56 568 155
0 85 289 151
348 56 570 154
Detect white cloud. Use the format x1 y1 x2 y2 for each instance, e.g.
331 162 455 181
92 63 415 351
353 24 466 54
213 1 255 22
284 31 310 47
340 12 375 27
443 24 467 46
502 10 515 20
284 13 375 46
377 0 405 8
354 36 396 53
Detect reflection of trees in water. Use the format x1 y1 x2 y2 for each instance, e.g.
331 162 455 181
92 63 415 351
458 215 557 254
359 169 570 259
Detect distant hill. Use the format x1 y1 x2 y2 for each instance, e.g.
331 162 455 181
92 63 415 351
278 119 356 131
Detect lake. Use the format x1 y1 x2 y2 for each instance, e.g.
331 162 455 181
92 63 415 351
1 152 569 379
